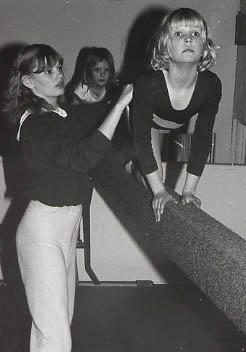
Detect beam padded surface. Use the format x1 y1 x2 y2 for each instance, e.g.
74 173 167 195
94 148 246 334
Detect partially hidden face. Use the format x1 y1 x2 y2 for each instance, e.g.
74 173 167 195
91 60 110 87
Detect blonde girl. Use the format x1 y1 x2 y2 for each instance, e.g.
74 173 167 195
132 8 222 222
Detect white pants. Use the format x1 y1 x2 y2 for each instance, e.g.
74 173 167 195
16 200 82 352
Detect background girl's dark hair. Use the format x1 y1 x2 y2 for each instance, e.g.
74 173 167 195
65 46 115 104
1 43 64 126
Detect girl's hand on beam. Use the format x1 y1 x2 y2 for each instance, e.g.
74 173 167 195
181 192 201 208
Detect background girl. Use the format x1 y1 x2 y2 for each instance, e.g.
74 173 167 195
65 46 116 105
66 45 132 164
131 7 222 222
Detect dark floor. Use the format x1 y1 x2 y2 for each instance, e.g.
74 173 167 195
1 282 246 352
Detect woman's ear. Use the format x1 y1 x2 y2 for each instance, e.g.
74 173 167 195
22 75 34 89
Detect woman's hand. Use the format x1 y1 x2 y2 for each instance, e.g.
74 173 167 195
116 84 133 110
181 192 201 208
98 84 133 140
152 189 177 222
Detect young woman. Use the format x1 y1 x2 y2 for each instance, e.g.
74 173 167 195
65 46 116 105
131 7 222 222
2 43 132 352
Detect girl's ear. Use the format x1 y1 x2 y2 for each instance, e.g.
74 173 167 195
22 75 34 89
202 47 208 60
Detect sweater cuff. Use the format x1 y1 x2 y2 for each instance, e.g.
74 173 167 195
90 129 112 153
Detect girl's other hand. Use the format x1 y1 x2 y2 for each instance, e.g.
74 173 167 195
152 189 176 222
181 192 201 208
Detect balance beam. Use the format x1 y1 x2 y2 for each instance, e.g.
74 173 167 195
94 147 246 335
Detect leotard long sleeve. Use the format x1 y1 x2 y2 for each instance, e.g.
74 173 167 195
132 69 222 176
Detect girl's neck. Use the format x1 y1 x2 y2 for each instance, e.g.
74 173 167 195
89 85 106 99
164 64 198 89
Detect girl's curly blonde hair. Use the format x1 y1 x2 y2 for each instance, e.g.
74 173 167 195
150 8 219 72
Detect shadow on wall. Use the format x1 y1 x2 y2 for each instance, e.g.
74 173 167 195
0 42 27 158
119 5 169 83
0 41 31 352
114 5 187 184
112 6 170 168
0 42 27 98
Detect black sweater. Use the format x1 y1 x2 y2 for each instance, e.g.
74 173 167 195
19 109 111 206
132 69 222 176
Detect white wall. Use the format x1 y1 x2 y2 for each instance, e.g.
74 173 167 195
173 163 246 237
0 0 239 163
